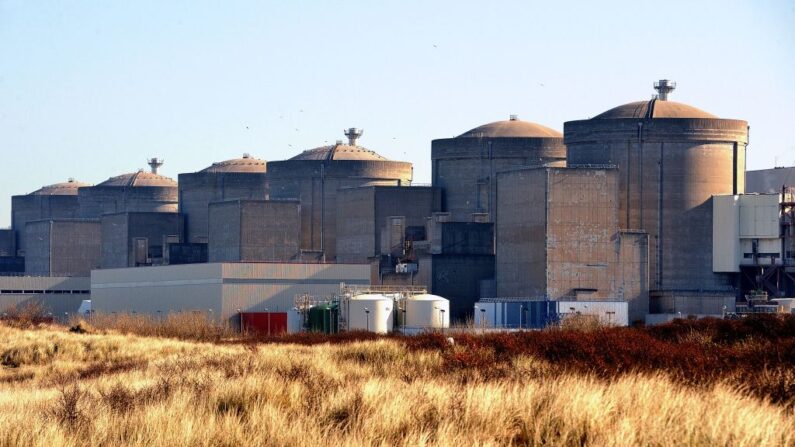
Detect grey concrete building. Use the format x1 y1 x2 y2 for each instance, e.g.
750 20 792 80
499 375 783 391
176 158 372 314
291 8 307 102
78 163 178 218
178 154 267 244
11 179 88 256
336 185 441 263
564 81 747 314
101 212 184 268
495 166 649 322
267 130 413 261
746 166 795 193
0 276 90 317
25 219 101 277
208 200 301 262
431 116 566 222
91 262 370 324
0 229 15 257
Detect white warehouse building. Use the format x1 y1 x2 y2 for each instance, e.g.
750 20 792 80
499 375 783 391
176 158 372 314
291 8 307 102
91 262 370 323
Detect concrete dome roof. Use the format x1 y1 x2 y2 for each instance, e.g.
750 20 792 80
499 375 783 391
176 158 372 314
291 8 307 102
289 144 388 161
457 117 562 138
30 178 91 196
594 100 717 119
97 170 177 188
201 154 266 173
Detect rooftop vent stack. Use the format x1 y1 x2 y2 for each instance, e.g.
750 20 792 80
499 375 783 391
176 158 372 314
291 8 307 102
344 128 363 146
509 114 518 121
653 79 676 101
147 158 164 174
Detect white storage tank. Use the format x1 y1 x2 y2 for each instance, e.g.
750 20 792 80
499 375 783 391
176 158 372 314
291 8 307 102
405 294 450 330
348 294 393 334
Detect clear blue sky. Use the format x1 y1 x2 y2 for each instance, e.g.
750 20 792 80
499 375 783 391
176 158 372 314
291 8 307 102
1 0 794 226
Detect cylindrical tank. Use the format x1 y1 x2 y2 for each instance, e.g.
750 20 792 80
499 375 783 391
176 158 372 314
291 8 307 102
308 303 338 334
431 116 566 222
267 131 413 261
564 84 748 310
78 169 178 218
178 154 267 243
404 294 450 329
11 179 90 256
347 294 393 333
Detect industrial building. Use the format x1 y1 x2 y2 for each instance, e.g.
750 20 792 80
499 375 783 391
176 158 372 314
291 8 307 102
100 212 184 268
267 129 413 261
746 166 795 194
91 262 369 324
208 199 301 262
78 160 178 218
11 178 88 258
0 276 90 317
432 115 566 222
564 80 748 315
335 185 441 263
495 165 649 322
24 219 101 277
2 79 793 326
178 154 268 244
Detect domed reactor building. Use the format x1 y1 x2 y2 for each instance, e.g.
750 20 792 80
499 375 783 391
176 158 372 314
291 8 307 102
178 154 267 244
564 80 749 314
267 129 413 261
431 115 567 222
78 160 178 218
11 178 90 257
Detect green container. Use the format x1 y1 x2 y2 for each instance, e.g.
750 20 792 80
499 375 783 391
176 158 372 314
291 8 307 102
308 304 338 334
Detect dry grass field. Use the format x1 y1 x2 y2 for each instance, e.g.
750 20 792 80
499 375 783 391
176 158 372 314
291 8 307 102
1 314 794 446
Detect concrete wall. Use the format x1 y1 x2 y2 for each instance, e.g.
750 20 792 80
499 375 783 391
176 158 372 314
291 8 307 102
91 262 370 323
431 222 494 255
78 186 178 219
496 167 641 314
0 276 90 317
0 229 15 257
544 168 619 301
430 254 495 319
101 212 184 268
267 159 413 261
565 117 748 295
25 220 101 277
11 194 80 255
431 137 566 221
178 171 268 243
746 167 795 193
336 186 441 263
650 290 735 315
617 231 650 323
495 168 550 298
208 200 301 262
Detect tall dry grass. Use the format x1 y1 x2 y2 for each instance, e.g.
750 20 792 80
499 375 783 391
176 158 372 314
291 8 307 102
1 323 793 446
74 311 236 341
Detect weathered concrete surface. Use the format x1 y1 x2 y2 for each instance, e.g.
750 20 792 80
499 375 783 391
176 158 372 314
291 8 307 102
565 115 747 296
178 159 267 244
208 200 300 262
25 219 101 276
432 118 566 222
268 149 413 261
336 186 441 263
101 212 184 268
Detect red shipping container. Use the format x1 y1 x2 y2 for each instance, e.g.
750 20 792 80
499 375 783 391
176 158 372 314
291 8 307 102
240 312 288 335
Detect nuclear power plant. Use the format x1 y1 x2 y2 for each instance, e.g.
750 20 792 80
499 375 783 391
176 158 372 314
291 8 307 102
2 80 794 328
